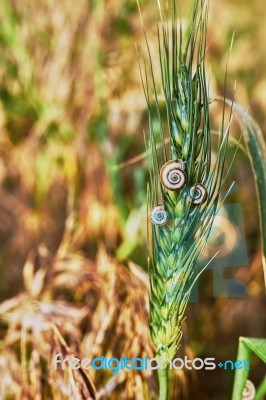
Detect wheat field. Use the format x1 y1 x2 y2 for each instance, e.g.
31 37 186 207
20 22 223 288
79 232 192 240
0 0 265 399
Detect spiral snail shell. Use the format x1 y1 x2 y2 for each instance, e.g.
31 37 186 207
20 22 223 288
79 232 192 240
189 183 208 206
150 205 168 226
241 380 256 400
160 160 186 191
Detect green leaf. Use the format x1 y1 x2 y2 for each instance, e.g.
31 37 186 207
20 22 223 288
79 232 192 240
232 337 266 400
256 376 266 400
240 337 266 363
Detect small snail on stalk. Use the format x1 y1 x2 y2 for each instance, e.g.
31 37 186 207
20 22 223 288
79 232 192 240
241 380 256 400
160 160 187 191
189 183 208 206
150 205 168 226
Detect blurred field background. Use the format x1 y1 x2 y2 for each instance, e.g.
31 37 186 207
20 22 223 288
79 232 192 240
0 0 265 399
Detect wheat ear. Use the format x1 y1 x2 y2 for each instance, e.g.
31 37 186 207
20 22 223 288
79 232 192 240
139 0 234 398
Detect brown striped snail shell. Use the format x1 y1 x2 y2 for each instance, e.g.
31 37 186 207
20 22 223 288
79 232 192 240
150 205 168 226
242 380 256 400
160 160 186 191
189 183 208 205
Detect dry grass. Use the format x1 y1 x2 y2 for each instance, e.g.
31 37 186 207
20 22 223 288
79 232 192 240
0 242 149 399
0 235 194 399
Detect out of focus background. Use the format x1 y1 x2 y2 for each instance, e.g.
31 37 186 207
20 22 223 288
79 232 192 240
0 0 265 399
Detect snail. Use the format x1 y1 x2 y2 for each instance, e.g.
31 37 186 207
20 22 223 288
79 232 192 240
160 160 187 191
242 380 256 400
189 183 208 206
150 205 168 226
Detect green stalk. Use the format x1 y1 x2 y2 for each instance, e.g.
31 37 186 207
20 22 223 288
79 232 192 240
158 368 169 400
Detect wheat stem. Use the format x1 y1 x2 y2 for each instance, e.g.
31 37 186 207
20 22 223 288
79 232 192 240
158 368 169 400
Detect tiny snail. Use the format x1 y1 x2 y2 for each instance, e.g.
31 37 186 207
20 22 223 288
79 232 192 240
150 205 168 226
160 160 186 191
189 183 208 206
242 380 256 400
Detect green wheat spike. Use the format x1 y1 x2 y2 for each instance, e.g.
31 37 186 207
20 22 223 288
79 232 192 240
138 0 234 398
